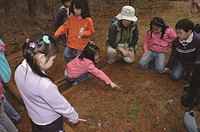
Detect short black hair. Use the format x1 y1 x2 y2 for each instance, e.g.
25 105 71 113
175 18 194 32
194 23 200 34
70 0 90 19
61 0 69 4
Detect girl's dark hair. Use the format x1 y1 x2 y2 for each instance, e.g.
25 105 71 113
70 0 90 18
149 17 168 39
79 41 99 64
194 22 200 34
61 0 69 4
175 18 194 32
23 33 60 80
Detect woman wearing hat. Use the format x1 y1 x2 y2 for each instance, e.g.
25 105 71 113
106 6 138 64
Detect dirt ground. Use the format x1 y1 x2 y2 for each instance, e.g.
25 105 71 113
2 0 200 131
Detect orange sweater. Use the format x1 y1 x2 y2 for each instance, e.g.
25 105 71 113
55 14 95 51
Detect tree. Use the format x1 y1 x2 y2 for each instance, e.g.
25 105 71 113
27 0 37 17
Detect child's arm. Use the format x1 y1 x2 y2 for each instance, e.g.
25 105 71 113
54 9 65 28
0 40 11 83
54 14 71 37
43 83 79 123
87 62 119 88
81 18 95 37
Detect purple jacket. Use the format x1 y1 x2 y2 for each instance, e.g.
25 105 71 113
166 31 200 69
14 60 78 124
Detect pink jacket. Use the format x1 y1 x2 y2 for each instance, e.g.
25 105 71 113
143 27 177 52
66 56 112 84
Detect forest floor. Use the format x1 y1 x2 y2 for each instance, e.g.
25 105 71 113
2 0 200 131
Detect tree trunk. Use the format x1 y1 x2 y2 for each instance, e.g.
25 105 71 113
27 0 37 17
1 0 15 15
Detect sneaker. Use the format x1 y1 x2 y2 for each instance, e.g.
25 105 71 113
188 13 194 15
72 82 78 86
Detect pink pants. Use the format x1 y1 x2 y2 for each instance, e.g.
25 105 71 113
190 0 200 13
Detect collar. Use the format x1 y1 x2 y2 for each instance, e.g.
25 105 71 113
22 59 32 71
179 32 193 44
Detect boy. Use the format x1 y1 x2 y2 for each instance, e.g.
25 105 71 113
163 18 200 81
54 0 70 47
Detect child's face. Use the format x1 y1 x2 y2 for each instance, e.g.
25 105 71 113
152 25 162 34
37 54 57 71
122 20 132 27
73 5 81 16
176 29 192 41
94 52 100 61
64 1 70 8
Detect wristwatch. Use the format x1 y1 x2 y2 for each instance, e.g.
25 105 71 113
129 49 133 52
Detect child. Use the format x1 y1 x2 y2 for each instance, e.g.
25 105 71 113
194 22 200 35
107 6 138 64
181 56 200 132
163 19 200 81
65 41 119 88
14 33 79 131
54 0 70 47
55 0 95 62
138 17 177 73
189 0 200 15
0 39 17 131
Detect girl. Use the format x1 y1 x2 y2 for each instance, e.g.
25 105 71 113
0 39 17 132
189 0 200 15
65 41 119 88
181 56 200 132
138 17 177 73
14 33 79 132
55 0 95 62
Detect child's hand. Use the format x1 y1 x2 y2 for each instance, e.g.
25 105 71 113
78 30 83 37
163 68 170 73
143 50 149 57
168 40 173 45
109 82 120 89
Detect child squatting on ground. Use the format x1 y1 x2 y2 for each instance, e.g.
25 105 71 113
181 56 200 132
163 18 200 81
54 0 71 47
14 33 79 132
55 0 95 62
138 17 177 73
65 41 120 88
0 39 18 132
106 6 138 64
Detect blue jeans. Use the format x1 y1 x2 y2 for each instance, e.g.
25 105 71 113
184 111 199 132
138 49 166 73
63 46 83 62
65 70 91 84
169 60 193 81
2 90 21 125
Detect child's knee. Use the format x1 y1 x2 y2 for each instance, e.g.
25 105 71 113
138 60 148 69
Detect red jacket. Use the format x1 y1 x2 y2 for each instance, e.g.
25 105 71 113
55 14 95 51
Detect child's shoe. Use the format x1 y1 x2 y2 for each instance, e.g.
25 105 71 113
72 82 78 86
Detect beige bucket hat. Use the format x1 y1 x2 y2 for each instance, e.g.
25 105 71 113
116 6 137 22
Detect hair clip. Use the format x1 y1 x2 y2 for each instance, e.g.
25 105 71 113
26 38 30 43
29 42 36 48
43 35 50 44
89 41 95 45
